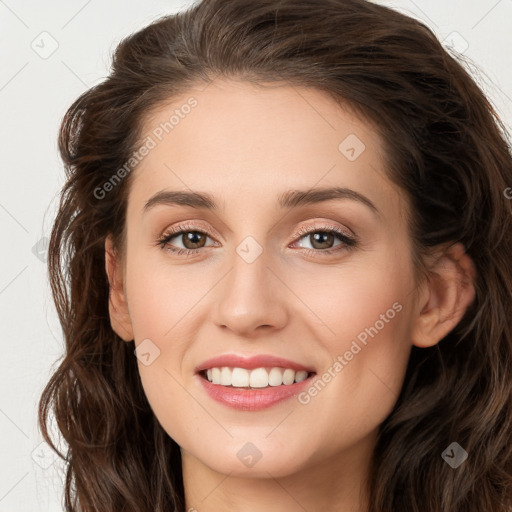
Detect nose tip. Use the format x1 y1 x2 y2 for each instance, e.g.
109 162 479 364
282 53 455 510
211 260 289 336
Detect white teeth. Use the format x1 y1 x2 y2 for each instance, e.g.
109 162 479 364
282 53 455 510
295 370 308 383
268 367 283 386
212 367 221 384
220 367 231 386
203 367 311 387
232 367 250 387
249 368 268 388
282 368 295 385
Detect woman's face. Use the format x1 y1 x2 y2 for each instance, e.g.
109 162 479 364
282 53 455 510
113 79 422 478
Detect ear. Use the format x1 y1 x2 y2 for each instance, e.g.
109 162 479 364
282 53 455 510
412 242 476 348
105 235 134 342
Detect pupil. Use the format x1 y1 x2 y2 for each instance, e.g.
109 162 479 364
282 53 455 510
312 232 333 249
181 231 335 250
184 231 205 249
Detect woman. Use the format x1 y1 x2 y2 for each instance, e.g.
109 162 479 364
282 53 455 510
38 0 512 510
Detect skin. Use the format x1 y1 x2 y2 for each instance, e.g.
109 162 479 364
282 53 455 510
105 79 476 512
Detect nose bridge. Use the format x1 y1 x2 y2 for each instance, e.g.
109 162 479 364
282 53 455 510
232 235 270 290
213 235 288 334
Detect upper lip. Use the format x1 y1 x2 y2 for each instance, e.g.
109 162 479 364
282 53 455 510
195 354 316 374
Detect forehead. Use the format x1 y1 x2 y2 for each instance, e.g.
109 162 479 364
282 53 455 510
128 79 406 223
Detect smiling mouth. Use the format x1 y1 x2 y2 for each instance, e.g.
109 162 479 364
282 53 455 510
198 368 317 389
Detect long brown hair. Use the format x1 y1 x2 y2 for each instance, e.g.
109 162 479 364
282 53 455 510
38 0 512 510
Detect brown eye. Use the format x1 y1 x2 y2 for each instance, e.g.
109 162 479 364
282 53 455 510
291 224 357 257
157 225 217 255
180 231 207 249
307 232 336 250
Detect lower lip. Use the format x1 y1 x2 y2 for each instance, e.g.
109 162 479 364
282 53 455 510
196 372 316 411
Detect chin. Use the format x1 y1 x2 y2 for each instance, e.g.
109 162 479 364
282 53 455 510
191 442 313 478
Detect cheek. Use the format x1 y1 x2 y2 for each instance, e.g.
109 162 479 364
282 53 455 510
120 242 417 476
294 252 412 353
297 254 414 412
124 256 200 442
297 304 412 454
124 252 200 339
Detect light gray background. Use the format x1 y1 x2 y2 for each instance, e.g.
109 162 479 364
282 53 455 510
0 1 511 510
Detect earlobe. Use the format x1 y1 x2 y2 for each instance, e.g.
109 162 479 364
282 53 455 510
105 235 134 342
412 242 476 348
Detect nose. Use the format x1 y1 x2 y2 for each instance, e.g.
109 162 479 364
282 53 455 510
212 248 289 337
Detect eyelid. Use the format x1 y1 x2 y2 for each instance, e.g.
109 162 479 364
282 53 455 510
161 220 222 241
159 220 354 244
292 220 355 240
157 219 357 257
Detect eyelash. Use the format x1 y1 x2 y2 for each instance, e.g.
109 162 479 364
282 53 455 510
156 222 358 258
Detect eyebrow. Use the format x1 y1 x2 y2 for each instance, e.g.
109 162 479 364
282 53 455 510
143 186 380 217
